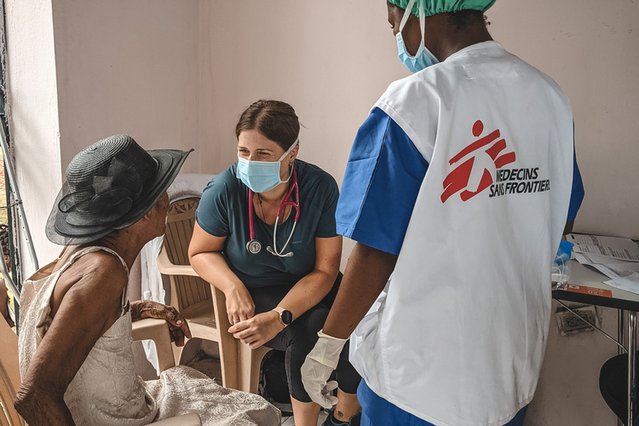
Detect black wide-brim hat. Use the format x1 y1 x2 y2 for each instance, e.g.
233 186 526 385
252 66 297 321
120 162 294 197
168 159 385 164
46 134 192 245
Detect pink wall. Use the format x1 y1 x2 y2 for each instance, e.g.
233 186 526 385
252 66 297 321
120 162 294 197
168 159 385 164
489 0 639 241
6 1 637 424
196 1 407 180
51 0 201 170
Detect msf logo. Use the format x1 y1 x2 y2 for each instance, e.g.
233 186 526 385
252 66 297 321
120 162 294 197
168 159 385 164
441 120 516 203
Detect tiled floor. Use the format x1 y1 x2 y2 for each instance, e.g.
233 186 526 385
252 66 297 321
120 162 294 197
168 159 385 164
281 411 327 425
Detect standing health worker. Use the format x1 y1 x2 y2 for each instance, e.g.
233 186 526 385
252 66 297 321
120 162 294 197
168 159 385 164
301 1 585 425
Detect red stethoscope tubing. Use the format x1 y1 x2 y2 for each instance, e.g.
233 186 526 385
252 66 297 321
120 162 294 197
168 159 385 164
247 168 300 248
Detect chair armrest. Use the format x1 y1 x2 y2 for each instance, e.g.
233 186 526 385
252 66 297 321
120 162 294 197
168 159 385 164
131 318 176 371
157 246 199 277
0 318 20 392
0 319 23 425
151 413 201 426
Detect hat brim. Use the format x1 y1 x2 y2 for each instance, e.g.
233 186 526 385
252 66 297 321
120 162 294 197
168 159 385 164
46 148 192 246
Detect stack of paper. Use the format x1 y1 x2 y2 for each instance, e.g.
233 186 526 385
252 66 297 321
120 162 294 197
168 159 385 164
567 234 639 294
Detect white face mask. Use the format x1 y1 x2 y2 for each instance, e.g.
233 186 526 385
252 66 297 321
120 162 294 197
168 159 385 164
235 141 298 193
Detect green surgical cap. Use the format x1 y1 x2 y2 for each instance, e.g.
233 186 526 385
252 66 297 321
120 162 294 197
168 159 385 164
387 0 496 17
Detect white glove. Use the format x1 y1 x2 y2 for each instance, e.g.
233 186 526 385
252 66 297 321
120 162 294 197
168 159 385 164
301 329 347 408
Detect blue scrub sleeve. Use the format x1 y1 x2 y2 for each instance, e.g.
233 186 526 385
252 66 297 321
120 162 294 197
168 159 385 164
196 175 231 237
567 150 584 221
336 108 428 255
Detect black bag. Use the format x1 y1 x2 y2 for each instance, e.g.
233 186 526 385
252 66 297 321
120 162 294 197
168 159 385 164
259 350 293 416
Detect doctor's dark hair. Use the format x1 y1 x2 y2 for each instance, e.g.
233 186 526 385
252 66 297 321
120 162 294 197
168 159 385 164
235 100 300 151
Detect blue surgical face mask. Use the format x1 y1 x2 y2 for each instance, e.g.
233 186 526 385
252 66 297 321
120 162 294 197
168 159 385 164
396 0 439 73
236 141 298 193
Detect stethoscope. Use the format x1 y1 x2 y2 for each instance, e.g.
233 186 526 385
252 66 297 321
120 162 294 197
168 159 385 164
246 168 300 257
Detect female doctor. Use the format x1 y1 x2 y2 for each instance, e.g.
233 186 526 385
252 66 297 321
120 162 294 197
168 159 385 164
189 100 361 426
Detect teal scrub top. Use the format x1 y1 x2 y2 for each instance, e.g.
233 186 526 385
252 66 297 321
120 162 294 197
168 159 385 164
196 160 339 289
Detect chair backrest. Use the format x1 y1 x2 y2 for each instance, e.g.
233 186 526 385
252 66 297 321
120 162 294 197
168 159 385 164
163 197 212 313
0 317 22 425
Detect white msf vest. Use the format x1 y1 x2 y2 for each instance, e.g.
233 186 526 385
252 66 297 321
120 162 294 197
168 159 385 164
349 42 574 426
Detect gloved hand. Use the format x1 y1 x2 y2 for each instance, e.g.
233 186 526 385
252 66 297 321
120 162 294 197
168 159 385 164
301 329 347 408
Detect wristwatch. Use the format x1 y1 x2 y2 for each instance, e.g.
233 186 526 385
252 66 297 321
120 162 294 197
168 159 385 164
273 306 293 326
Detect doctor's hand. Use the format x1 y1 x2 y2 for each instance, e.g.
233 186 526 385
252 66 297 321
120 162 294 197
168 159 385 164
228 311 284 349
301 330 347 409
224 284 255 325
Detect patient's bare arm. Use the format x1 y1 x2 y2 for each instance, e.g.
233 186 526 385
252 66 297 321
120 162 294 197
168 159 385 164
14 254 127 425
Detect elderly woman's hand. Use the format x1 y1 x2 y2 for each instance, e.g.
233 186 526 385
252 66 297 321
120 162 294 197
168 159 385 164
131 301 192 346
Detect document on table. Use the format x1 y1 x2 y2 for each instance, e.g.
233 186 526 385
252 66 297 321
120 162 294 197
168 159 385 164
574 252 639 279
567 234 639 262
605 273 639 295
568 234 639 280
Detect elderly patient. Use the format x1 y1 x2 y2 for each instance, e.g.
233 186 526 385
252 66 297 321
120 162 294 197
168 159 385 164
14 135 280 425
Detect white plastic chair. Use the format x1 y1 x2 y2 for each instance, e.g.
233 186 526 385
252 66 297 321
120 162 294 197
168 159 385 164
157 196 271 393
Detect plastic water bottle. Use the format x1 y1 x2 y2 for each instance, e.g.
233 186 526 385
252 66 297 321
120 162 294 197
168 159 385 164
552 240 574 288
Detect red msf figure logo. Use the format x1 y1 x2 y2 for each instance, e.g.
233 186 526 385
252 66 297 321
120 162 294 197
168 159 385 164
441 120 516 203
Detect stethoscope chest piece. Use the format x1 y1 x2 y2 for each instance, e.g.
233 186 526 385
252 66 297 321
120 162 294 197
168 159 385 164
246 239 262 255
245 168 300 257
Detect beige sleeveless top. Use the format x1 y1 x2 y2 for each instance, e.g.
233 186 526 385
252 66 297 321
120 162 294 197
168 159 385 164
18 246 281 425
19 246 158 425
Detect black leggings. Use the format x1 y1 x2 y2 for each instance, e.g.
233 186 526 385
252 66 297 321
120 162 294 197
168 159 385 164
248 274 361 403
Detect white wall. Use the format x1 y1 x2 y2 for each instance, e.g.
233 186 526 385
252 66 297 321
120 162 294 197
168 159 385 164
5 0 202 268
5 0 62 269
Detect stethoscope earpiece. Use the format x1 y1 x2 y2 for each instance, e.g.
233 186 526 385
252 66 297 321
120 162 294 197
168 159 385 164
267 246 294 257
